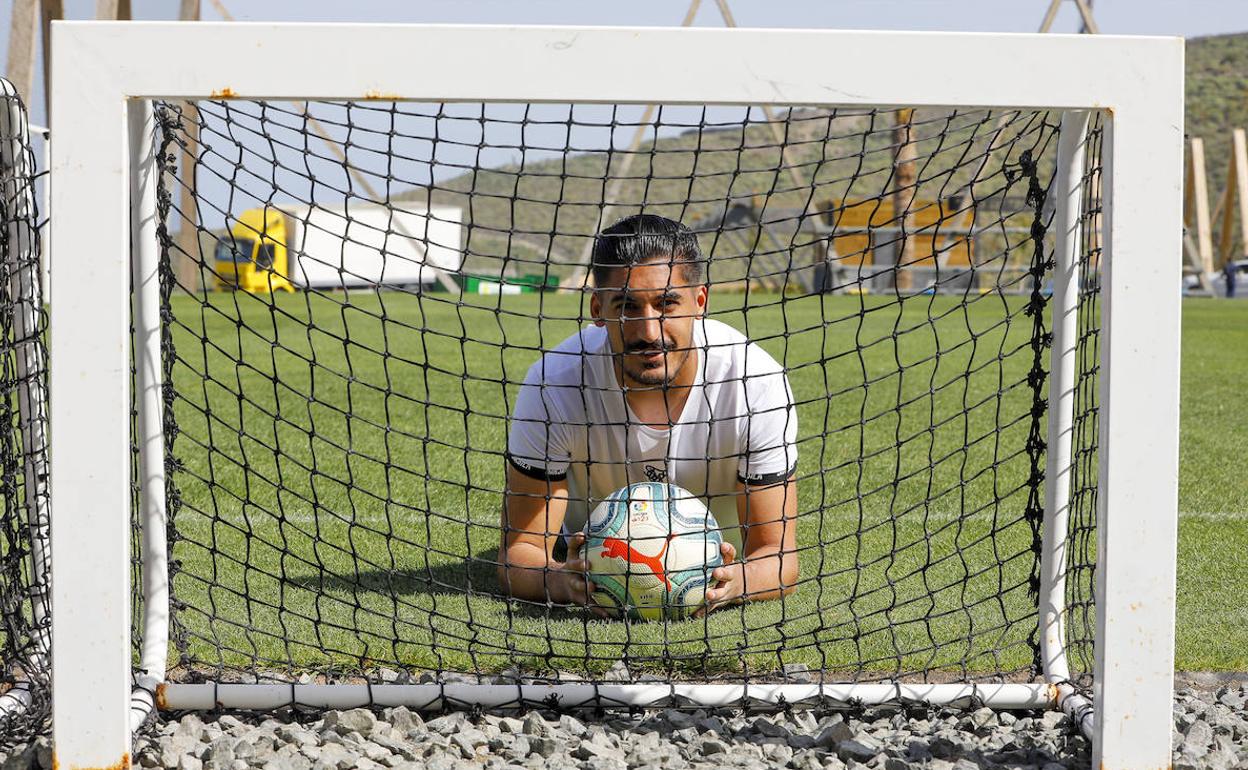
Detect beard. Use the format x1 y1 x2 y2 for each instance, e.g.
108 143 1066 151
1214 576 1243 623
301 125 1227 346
621 338 687 386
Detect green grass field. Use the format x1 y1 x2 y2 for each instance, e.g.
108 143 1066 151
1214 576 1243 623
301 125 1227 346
1175 299 1248 671
159 290 1248 680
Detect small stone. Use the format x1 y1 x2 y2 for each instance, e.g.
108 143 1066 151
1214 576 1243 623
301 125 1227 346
231 740 255 761
763 743 793 764
752 718 789 738
215 715 246 733
318 744 357 770
388 706 422 734
788 734 816 750
1173 752 1206 770
176 714 207 741
966 706 997 731
884 759 912 770
159 735 199 767
202 737 236 766
325 708 376 735
558 714 588 737
696 716 725 735
573 741 622 762
178 757 204 770
998 712 1018 726
1184 719 1214 748
815 721 854 748
528 736 557 758
424 757 457 770
664 711 696 731
793 750 823 770
523 712 549 736
837 736 883 764
698 738 727 756
1039 711 1066 730
508 738 531 759
452 729 488 758
498 716 525 734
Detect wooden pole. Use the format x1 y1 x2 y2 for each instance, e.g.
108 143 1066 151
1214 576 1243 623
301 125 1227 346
5 0 39 101
94 0 130 20
1037 0 1063 33
1039 0 1100 34
1213 128 1248 267
1186 137 1215 279
892 109 917 291
174 0 202 293
40 0 63 124
1073 0 1100 34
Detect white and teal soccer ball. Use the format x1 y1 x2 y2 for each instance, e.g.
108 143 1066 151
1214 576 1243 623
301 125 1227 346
581 482 724 621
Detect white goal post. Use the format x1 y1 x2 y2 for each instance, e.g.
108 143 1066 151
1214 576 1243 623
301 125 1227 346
48 21 1182 770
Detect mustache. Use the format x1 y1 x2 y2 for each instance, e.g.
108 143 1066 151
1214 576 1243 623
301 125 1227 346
625 338 677 354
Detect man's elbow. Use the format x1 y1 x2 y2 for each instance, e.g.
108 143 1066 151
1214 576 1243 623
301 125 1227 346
779 549 800 597
496 555 514 597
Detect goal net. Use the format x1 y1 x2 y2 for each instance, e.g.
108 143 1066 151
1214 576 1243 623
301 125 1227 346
0 79 50 746
143 96 1104 712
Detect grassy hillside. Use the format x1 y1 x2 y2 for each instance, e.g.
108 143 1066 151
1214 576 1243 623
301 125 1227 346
388 108 1058 284
1187 32 1248 198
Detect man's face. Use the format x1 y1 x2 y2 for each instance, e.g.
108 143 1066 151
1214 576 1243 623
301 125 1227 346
591 260 707 387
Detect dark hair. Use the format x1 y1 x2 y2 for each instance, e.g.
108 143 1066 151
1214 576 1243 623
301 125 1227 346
590 214 705 289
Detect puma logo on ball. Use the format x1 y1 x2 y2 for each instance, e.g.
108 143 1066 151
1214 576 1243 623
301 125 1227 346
601 534 676 588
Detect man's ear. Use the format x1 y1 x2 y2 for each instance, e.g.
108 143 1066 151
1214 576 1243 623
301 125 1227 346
695 284 708 316
590 290 605 327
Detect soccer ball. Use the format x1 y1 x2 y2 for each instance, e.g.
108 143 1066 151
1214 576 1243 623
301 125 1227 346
581 482 724 621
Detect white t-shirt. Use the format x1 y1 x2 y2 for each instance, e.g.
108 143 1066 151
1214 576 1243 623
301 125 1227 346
507 318 798 551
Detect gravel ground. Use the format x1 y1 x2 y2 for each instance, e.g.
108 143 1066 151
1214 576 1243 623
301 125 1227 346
1 680 1244 770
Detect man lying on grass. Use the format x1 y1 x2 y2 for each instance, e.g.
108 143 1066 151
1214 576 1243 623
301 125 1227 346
498 213 799 617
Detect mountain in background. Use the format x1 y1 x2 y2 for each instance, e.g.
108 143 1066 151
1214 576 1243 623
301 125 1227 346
1186 32 1248 205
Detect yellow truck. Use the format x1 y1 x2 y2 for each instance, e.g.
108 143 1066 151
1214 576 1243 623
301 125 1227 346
213 203 464 293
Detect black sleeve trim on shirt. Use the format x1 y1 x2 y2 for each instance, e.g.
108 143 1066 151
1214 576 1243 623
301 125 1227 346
737 462 798 487
507 452 569 482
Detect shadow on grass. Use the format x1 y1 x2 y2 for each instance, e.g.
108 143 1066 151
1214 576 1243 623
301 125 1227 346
284 547 594 621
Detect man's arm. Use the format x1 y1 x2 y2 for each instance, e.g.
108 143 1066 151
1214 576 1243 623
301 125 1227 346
497 465 598 608
697 474 800 615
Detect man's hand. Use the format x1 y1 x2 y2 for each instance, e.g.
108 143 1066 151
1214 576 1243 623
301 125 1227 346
694 542 743 617
547 532 610 619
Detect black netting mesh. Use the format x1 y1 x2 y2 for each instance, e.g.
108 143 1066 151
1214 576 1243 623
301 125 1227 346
142 99 1102 702
0 84 50 745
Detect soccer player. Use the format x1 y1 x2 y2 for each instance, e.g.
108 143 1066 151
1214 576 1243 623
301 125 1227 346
498 214 799 616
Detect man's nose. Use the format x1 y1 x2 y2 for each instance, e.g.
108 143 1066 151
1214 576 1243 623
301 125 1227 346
629 306 663 343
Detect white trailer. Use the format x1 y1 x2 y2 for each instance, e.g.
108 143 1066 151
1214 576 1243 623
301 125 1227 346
280 202 463 289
